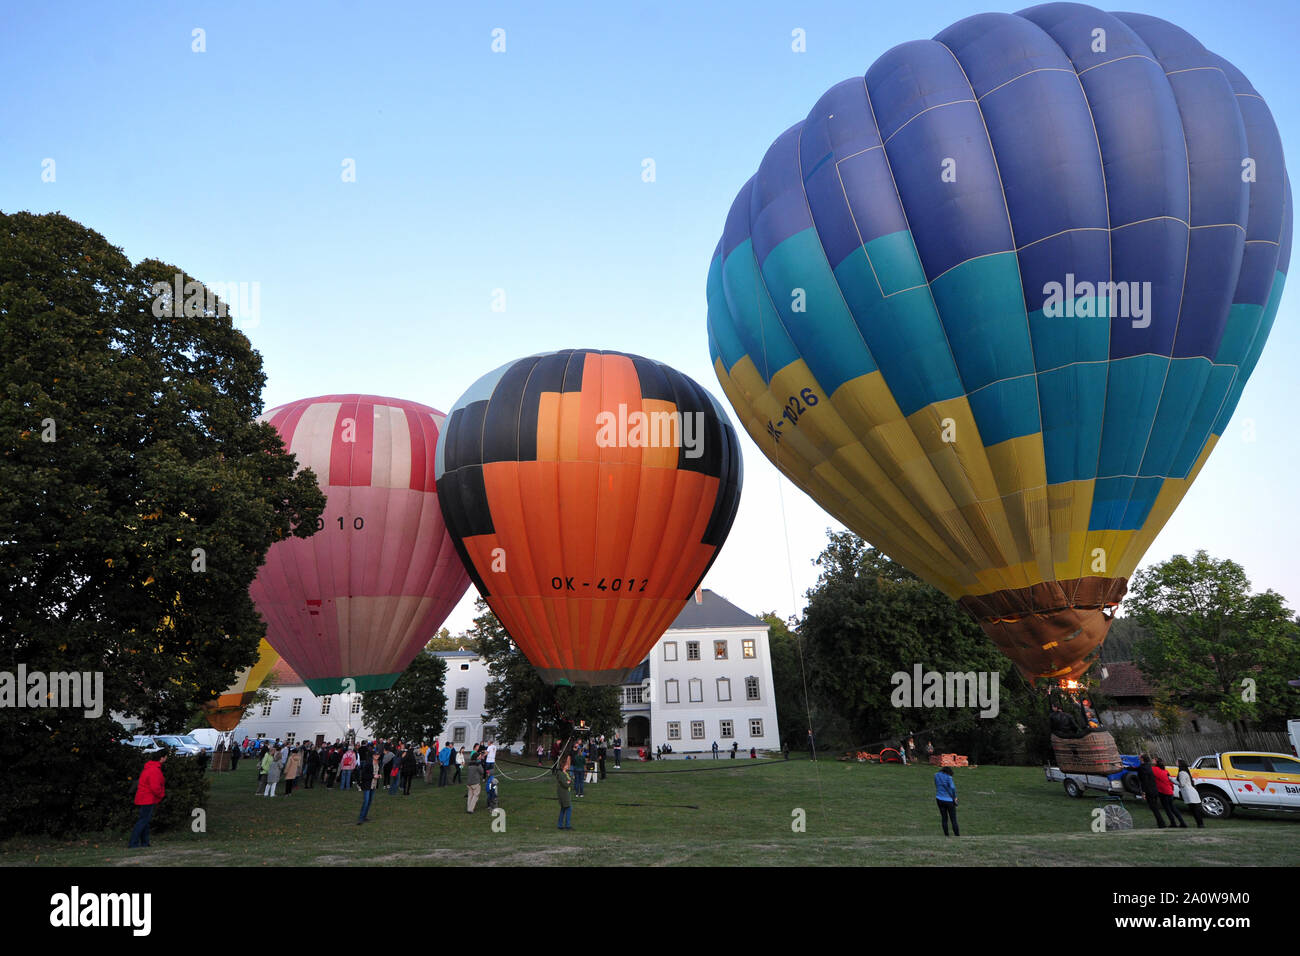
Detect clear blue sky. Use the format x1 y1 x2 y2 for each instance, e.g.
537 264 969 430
4 0 1297 636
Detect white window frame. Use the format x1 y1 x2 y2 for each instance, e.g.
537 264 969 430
320 696 332 715
720 719 734 739
743 639 756 659
285 732 297 745
689 678 703 703
749 718 763 737
717 677 732 702
690 720 705 739
291 697 302 716
351 699 361 715
746 676 760 701
714 640 728 660
455 688 469 710
261 703 272 717
667 721 681 740
663 641 678 662
665 679 679 704
687 641 700 661
453 726 466 744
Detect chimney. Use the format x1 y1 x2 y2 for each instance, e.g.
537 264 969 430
694 588 703 604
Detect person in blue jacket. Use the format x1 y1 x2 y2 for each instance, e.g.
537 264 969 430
934 765 959 836
438 742 454 787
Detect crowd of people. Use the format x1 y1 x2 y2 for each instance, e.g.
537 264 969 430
234 736 509 822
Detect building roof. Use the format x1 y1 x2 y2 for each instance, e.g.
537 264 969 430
668 589 766 630
625 659 650 684
1100 661 1154 698
432 649 478 658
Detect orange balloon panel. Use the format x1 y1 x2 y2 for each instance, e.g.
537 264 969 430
435 350 743 684
203 639 279 731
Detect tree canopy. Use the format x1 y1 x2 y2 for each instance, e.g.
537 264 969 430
0 211 325 836
1127 550 1300 731
797 530 1043 762
360 652 449 743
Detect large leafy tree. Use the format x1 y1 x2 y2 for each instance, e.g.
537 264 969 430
360 652 448 743
1127 551 1300 732
0 211 324 835
799 531 1042 762
466 598 622 751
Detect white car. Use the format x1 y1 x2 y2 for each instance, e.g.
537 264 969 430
122 735 163 754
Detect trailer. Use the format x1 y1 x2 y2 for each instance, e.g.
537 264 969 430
1045 755 1142 798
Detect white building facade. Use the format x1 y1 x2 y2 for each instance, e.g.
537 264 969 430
226 590 779 754
633 589 779 753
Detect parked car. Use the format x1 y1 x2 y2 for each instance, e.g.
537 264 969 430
183 729 224 753
122 735 163 754
151 734 205 756
1175 751 1300 818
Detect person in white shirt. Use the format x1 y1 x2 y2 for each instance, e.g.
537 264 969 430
1176 759 1205 828
485 742 497 771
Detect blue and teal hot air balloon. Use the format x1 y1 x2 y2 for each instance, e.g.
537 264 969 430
707 3 1290 680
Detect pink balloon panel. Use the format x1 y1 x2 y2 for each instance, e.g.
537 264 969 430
249 394 471 695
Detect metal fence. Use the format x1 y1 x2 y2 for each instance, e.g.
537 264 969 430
1140 731 1292 764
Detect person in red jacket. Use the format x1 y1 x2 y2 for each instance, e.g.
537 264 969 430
128 754 168 848
1152 757 1187 828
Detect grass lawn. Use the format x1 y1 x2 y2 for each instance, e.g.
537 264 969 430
4 756 1296 866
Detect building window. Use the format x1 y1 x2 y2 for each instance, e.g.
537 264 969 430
484 726 496 742
261 703 272 717
720 719 734 738
667 722 681 740
291 698 302 716
714 640 728 660
460 663 470 670
743 639 756 659
745 676 760 700
749 718 763 737
453 727 465 744
687 641 700 661
256 733 266 739
624 686 643 704
691 720 705 739
285 732 297 745
689 678 702 703
320 697 332 715
717 678 732 702
351 699 361 715
665 679 679 704
664 641 678 662
455 688 469 710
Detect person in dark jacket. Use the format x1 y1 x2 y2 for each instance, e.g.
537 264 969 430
129 755 168 848
229 742 241 772
1049 703 1084 739
1137 754 1168 828
324 747 340 789
934 765 959 836
401 747 418 795
304 745 320 788
597 738 607 779
357 749 379 824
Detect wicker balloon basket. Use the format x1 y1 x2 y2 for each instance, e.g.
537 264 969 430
1051 731 1122 775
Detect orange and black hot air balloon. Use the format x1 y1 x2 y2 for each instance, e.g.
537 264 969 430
435 350 743 685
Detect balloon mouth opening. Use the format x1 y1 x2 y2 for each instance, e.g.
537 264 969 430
958 576 1128 680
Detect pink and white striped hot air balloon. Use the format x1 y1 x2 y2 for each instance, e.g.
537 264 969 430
249 395 471 695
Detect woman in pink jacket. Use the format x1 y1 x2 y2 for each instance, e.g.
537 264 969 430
128 754 167 848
